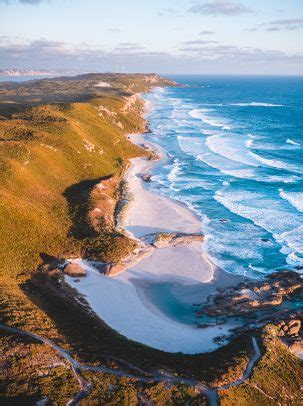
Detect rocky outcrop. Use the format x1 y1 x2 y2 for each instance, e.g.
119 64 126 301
141 174 152 182
63 263 86 277
141 174 151 182
199 270 303 318
277 319 301 337
105 246 154 277
147 151 161 161
73 231 204 278
88 175 120 231
145 232 204 248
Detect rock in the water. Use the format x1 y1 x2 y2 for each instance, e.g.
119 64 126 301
219 218 229 223
263 294 283 306
64 263 86 277
253 283 271 293
199 270 303 319
148 151 161 161
142 174 152 182
197 323 212 329
278 318 301 336
288 319 301 336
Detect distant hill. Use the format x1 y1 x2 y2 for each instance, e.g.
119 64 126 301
0 69 80 77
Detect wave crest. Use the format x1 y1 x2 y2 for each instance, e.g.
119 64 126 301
230 102 284 107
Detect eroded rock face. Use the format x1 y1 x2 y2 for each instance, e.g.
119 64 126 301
88 175 120 231
63 263 86 277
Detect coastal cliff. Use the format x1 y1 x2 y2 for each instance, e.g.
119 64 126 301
0 73 302 405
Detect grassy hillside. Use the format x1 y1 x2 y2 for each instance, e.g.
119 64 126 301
0 74 174 281
0 73 253 403
0 73 179 403
219 330 303 405
0 99 144 282
1 73 302 405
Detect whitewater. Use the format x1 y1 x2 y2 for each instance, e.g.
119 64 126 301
143 75 303 278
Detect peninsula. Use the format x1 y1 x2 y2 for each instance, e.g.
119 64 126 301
0 73 302 405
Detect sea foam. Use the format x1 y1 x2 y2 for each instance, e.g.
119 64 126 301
230 102 284 107
189 108 231 130
279 190 303 213
248 151 301 173
286 138 300 146
206 134 259 167
215 189 303 261
144 77 303 277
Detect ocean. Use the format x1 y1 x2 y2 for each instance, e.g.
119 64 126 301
143 75 303 279
0 76 53 82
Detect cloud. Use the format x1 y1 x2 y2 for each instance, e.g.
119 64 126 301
189 0 251 16
178 43 303 64
0 37 302 75
29 39 66 48
113 42 145 53
1 0 45 4
118 42 140 46
266 26 280 32
116 42 144 49
248 18 303 32
157 8 179 16
263 18 303 31
183 39 219 45
199 30 215 35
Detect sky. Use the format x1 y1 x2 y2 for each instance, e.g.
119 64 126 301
0 0 302 74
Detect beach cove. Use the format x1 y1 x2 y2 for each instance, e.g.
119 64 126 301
65 125 242 354
65 75 303 354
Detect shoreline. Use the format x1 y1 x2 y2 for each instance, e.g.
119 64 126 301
65 92 244 354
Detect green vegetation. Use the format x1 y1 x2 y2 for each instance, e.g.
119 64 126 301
0 97 145 282
219 330 303 405
0 332 79 405
0 73 171 116
82 373 206 405
1 73 302 405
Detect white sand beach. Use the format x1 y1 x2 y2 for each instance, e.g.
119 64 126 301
66 133 242 354
123 159 203 238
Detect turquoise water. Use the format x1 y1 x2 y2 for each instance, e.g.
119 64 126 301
144 282 231 326
144 283 199 325
143 75 303 279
